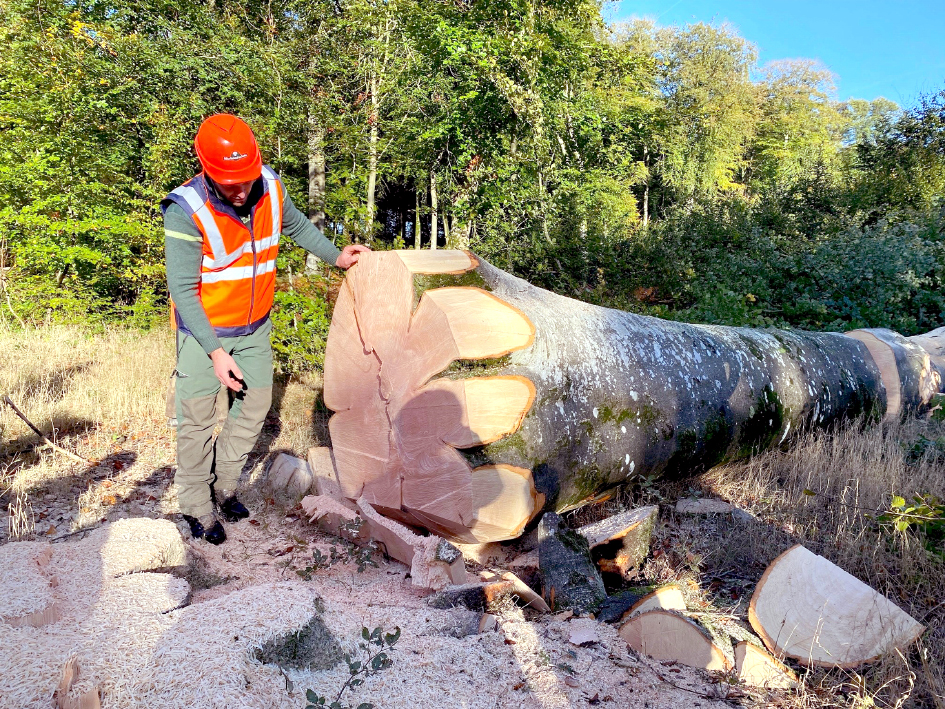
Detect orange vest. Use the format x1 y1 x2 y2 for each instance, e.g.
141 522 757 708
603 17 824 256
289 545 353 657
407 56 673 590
163 167 284 337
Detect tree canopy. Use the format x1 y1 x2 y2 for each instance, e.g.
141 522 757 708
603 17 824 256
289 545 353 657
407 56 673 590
1 0 943 355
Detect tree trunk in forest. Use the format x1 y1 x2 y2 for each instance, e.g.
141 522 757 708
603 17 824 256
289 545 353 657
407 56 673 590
414 189 421 249
537 170 551 243
306 116 327 272
366 75 379 243
322 251 941 543
429 172 438 251
642 145 650 227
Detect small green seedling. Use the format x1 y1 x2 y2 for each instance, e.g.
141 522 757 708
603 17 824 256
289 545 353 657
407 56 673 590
304 625 401 709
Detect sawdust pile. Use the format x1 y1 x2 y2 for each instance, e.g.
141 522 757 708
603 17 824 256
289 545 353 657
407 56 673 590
1 516 732 709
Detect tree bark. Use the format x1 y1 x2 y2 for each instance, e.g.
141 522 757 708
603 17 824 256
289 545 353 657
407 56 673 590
429 172 438 251
414 188 421 249
306 116 327 272
642 145 650 227
323 251 941 543
366 75 379 243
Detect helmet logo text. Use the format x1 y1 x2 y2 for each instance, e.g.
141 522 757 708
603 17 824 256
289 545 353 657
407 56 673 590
223 151 248 162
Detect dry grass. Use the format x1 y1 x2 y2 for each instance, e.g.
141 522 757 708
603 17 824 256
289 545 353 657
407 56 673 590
3 323 943 707
0 323 323 542
651 418 945 709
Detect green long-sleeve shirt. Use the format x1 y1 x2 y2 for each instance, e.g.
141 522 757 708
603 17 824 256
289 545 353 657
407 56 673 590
164 183 341 354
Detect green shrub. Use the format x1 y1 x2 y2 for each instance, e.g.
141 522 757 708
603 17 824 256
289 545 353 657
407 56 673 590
270 276 334 376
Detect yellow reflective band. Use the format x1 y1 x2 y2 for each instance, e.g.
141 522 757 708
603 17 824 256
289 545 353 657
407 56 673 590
165 230 202 242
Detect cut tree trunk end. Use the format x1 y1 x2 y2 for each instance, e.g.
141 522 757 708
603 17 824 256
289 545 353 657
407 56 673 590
323 250 943 543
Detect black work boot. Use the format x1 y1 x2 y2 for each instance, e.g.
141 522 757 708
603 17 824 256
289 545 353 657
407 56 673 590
182 514 205 539
217 490 250 523
182 513 226 545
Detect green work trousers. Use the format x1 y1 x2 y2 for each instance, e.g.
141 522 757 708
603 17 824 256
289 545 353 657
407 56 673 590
173 319 273 518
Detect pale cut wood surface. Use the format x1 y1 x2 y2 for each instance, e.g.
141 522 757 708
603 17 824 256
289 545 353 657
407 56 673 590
395 249 479 274
5 602 62 628
423 287 535 360
618 610 732 671
748 545 925 667
56 658 101 709
301 495 467 589
468 465 544 542
322 280 379 413
734 641 798 689
845 330 901 419
626 585 686 619
481 569 551 612
578 506 658 548
397 376 535 448
308 446 341 498
322 252 538 541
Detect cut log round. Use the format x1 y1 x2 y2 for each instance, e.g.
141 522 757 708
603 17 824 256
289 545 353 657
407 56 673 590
734 641 798 689
618 610 732 671
324 250 944 542
748 545 925 667
624 584 687 620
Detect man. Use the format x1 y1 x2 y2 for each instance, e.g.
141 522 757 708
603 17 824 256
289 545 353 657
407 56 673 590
163 114 368 544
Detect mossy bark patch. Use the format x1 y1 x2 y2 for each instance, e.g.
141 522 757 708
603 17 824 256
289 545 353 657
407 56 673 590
537 513 606 614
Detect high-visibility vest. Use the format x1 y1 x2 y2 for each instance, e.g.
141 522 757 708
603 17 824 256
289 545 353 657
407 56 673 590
163 166 284 338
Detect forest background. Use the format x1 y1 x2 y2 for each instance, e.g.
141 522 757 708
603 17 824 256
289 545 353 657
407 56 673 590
1 0 944 374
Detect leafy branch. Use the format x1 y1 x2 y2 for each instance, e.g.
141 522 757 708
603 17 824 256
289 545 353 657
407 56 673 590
304 626 402 709
297 518 379 580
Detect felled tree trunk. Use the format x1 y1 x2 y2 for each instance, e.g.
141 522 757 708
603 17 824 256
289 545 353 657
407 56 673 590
323 250 941 543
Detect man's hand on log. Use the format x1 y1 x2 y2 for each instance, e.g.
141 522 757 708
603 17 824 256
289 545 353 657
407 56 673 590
209 348 245 391
336 244 371 270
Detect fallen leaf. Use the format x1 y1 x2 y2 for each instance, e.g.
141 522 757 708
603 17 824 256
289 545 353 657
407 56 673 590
249 519 261 527
45 525 56 536
100 480 113 489
564 676 579 688
512 682 525 691
103 495 117 505
504 637 516 645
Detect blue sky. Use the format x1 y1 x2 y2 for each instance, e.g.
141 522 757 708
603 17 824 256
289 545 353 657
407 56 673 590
609 0 945 107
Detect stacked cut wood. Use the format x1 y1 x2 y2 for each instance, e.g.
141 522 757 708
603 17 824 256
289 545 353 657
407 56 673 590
615 545 924 686
319 250 944 544
298 476 924 685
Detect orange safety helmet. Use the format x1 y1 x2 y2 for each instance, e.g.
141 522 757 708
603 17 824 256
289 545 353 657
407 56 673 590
194 114 263 184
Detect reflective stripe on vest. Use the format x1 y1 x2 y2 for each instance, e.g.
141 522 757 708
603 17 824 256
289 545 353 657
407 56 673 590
164 168 284 333
200 258 277 283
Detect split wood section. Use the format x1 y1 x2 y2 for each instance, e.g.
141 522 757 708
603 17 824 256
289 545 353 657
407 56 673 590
323 250 539 542
748 545 925 667
734 642 798 690
301 494 467 590
618 610 732 671
624 585 686 619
